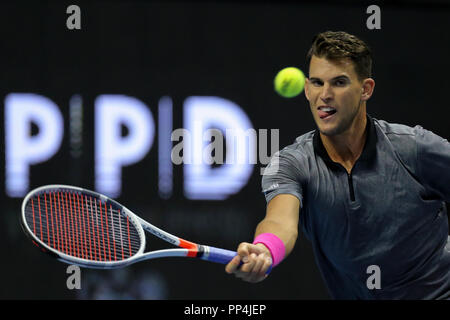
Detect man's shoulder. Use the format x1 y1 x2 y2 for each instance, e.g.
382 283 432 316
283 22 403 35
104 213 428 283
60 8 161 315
373 118 424 172
374 118 419 137
264 130 314 174
281 129 316 155
373 118 426 150
373 117 446 150
375 117 448 145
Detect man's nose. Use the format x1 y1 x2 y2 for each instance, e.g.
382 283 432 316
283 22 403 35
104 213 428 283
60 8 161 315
320 83 333 102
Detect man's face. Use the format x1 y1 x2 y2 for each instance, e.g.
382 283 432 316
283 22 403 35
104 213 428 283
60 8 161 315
305 55 368 137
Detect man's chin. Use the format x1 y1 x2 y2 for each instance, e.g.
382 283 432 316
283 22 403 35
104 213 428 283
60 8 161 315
319 128 339 137
317 123 343 137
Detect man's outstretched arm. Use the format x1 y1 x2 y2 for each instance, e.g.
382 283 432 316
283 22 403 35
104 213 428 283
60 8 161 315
225 194 300 283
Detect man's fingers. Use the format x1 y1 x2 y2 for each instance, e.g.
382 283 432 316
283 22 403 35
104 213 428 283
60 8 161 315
240 253 257 273
232 252 271 283
225 254 241 274
237 242 252 260
261 255 273 275
226 242 273 283
245 253 268 282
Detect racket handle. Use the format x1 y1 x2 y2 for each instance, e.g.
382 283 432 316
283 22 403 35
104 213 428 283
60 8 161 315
206 246 272 274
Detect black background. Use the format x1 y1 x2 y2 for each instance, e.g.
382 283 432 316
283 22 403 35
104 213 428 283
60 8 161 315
0 0 449 300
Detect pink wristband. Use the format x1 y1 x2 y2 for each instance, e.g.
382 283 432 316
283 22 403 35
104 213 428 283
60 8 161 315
253 233 285 267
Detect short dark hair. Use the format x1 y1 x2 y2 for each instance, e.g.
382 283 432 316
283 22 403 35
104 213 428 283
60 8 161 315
306 31 372 80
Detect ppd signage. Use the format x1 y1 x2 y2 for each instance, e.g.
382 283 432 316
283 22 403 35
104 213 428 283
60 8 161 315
4 94 279 200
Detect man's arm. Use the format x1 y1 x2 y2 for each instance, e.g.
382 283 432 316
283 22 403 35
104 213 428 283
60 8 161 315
415 126 450 201
225 194 300 283
447 202 450 235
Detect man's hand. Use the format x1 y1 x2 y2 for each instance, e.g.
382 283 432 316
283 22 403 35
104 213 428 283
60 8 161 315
225 242 273 283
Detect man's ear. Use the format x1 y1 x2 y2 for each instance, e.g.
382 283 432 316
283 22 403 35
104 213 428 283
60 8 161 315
304 78 310 101
361 78 375 101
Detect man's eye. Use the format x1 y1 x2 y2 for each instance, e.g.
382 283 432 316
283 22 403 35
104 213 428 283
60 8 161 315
335 80 347 86
311 80 323 86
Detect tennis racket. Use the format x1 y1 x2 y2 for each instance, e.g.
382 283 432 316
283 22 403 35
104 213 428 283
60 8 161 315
21 185 272 273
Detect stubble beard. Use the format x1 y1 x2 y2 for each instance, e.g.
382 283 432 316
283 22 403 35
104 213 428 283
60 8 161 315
317 100 362 137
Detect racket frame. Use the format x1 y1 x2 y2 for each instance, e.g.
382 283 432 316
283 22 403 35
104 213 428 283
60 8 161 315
21 185 196 269
21 184 270 273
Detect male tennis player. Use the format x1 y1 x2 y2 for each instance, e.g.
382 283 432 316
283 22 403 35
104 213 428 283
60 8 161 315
225 31 450 299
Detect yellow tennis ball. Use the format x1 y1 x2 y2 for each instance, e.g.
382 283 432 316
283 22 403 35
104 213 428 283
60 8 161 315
274 67 305 98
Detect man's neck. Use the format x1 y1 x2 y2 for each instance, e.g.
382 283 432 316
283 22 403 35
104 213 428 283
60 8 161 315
320 111 367 173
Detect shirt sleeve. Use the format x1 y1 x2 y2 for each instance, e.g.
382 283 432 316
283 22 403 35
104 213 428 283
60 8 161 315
261 148 305 206
415 125 450 202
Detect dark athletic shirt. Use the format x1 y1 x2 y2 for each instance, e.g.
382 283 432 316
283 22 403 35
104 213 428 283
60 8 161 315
262 114 450 299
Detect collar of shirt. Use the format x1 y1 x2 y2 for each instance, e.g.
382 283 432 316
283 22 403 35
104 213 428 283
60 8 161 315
312 113 378 167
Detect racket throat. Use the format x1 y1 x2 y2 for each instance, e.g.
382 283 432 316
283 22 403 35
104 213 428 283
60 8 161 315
196 245 206 259
179 238 201 258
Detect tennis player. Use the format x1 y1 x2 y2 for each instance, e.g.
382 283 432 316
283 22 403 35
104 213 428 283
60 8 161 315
225 31 450 299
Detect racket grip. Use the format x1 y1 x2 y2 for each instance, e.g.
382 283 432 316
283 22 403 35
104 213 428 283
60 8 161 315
206 246 272 274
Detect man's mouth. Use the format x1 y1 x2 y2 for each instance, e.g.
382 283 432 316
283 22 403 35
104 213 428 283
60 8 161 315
317 106 337 119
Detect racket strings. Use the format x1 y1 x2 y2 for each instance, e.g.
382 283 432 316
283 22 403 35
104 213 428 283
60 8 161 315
24 190 142 262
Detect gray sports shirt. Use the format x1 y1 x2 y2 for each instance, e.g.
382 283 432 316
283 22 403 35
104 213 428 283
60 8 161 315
262 114 450 299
